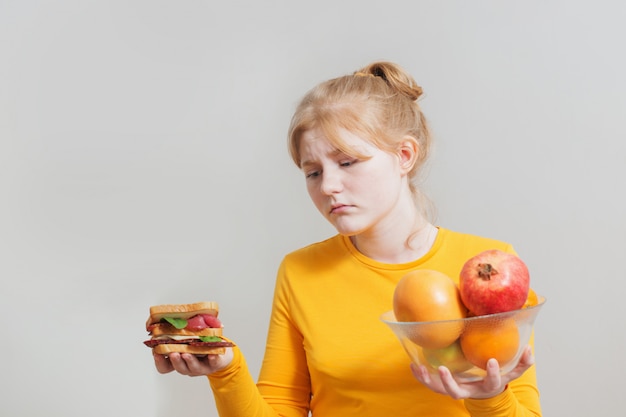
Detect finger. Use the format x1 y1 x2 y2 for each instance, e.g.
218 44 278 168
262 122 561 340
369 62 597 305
153 352 174 374
437 366 466 400
520 345 535 366
180 353 213 375
410 364 431 385
168 352 193 375
206 354 228 372
206 354 222 367
482 358 503 393
412 364 454 397
502 345 535 383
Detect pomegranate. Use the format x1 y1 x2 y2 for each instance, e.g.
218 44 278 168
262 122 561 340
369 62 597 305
459 249 530 315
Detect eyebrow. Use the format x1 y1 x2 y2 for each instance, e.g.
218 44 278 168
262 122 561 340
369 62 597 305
300 149 344 169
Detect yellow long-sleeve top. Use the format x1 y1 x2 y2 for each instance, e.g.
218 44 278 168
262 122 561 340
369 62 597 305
208 228 541 416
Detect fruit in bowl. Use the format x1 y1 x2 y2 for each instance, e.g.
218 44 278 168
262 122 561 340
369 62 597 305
459 249 530 315
460 316 520 369
381 297 545 382
420 340 474 373
392 270 467 349
385 253 544 383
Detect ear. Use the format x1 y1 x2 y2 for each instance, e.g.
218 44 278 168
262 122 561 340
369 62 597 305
396 136 419 174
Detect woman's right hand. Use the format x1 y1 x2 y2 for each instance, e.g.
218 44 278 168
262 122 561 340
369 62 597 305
153 347 234 376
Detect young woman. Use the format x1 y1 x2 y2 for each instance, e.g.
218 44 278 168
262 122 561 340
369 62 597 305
153 61 541 417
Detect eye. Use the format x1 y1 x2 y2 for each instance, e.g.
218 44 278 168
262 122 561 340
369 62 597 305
305 170 320 179
340 159 357 168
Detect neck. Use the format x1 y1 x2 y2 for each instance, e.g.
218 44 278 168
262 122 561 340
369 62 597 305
349 218 437 264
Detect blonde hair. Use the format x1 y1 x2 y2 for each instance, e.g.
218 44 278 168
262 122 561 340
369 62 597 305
288 61 435 218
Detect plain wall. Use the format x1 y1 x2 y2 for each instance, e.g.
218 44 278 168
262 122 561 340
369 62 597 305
2 1 625 416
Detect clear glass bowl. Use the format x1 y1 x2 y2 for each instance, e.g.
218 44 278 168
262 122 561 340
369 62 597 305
381 296 546 382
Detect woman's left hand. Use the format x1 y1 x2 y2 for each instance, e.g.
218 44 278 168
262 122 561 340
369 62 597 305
410 345 534 400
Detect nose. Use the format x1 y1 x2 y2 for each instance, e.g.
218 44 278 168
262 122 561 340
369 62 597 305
320 168 343 195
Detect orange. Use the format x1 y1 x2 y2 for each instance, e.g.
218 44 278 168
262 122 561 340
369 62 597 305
522 288 539 309
393 270 467 349
459 318 520 370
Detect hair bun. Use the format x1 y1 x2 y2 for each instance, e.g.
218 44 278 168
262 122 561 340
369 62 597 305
357 61 423 101
405 84 423 101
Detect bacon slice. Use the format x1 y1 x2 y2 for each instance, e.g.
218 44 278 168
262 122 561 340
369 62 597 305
143 338 234 348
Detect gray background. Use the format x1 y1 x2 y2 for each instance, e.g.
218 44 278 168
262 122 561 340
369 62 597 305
2 1 624 416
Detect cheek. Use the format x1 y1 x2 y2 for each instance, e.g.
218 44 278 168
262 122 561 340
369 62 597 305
363 168 402 198
306 183 325 209
307 187 334 221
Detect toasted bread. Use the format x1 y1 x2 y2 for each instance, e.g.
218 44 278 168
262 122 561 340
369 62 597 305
146 301 219 328
152 343 226 355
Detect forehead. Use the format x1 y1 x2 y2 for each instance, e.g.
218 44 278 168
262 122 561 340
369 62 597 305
299 128 375 161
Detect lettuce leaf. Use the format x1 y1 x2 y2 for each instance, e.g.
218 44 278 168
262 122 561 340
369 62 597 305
199 335 222 343
164 317 188 329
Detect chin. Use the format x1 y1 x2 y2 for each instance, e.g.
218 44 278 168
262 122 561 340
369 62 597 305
332 224 365 237
328 216 369 237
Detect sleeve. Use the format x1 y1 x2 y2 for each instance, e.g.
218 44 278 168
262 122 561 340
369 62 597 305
256 259 312 416
207 259 311 417
208 346 279 417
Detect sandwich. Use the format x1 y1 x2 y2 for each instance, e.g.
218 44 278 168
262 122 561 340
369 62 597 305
143 301 234 355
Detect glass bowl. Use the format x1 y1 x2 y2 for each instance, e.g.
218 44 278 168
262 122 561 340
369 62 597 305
381 295 546 382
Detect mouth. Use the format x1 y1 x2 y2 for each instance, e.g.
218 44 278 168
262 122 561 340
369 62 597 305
330 204 351 214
